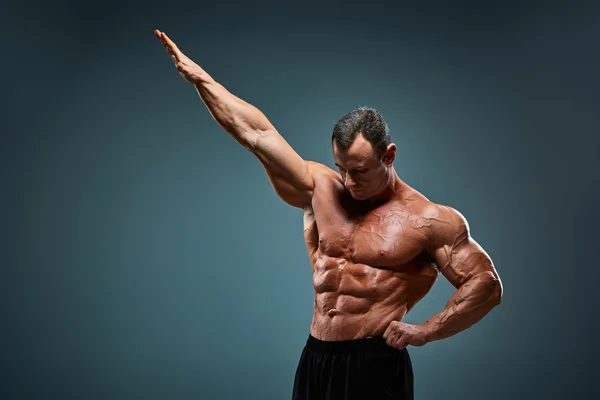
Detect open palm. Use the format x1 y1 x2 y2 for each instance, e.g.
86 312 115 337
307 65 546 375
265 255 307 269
155 29 206 84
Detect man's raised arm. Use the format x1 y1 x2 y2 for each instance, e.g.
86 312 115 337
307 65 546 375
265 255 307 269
155 29 315 208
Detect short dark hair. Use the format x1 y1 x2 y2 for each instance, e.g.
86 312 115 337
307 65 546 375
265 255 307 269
332 107 390 156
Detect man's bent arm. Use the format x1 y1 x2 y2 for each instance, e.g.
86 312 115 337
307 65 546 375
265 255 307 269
423 269 502 342
424 205 503 342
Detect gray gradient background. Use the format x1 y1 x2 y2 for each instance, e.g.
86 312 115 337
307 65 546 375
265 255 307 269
3 0 600 399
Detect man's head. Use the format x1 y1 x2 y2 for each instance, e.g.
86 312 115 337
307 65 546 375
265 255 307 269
332 107 397 200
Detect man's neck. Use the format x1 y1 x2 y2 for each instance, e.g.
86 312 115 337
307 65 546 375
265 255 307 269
368 170 403 205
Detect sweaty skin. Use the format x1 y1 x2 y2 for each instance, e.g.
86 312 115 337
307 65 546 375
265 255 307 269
155 29 503 347
303 171 440 340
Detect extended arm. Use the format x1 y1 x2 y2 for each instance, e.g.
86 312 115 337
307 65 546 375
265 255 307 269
155 30 315 208
423 205 503 342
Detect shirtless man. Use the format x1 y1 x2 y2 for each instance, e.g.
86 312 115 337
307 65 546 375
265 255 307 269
155 30 503 400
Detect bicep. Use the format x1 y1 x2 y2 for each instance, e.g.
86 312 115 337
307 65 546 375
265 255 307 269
429 207 497 289
251 130 315 208
434 237 496 289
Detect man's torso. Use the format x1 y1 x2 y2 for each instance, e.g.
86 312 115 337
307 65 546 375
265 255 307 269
304 165 440 340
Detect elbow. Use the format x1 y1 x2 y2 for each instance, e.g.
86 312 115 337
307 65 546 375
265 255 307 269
477 270 503 307
489 272 503 307
491 288 502 307
245 128 275 153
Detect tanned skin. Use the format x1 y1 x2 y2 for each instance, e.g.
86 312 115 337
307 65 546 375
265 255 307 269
155 30 503 349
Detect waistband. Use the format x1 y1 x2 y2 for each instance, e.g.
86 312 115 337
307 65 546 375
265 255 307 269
305 334 392 354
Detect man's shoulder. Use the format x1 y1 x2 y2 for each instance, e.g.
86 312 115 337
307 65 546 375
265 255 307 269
425 203 468 227
306 161 342 183
416 201 470 248
397 185 463 224
306 161 336 174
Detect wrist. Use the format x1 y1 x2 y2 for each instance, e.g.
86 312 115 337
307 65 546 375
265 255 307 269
192 71 214 86
421 322 438 343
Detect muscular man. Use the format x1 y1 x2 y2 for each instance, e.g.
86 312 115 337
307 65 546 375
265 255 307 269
155 30 503 400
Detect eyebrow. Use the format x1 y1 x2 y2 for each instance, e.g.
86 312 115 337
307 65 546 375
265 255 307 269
335 163 367 170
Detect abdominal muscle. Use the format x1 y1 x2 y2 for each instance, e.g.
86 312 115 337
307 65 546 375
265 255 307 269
310 254 433 341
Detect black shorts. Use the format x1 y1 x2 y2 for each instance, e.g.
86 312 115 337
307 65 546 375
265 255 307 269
292 335 414 400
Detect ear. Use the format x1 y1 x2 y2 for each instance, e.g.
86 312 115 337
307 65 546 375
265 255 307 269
382 143 396 166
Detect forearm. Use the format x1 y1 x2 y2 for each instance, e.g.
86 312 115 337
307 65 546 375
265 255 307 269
423 271 502 342
193 74 273 150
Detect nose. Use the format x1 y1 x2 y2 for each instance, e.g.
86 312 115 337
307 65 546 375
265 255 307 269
344 174 356 189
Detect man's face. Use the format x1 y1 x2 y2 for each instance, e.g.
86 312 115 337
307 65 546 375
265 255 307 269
332 134 394 200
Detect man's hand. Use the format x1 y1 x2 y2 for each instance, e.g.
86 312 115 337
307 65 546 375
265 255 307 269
383 321 430 350
155 29 208 84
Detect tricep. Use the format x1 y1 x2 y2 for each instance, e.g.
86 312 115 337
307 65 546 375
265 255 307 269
251 130 316 209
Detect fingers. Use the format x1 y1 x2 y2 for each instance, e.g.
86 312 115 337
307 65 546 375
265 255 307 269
385 325 402 348
161 32 183 57
384 321 411 350
389 332 409 350
155 29 174 59
383 323 392 339
154 29 184 63
396 336 410 350
385 332 398 347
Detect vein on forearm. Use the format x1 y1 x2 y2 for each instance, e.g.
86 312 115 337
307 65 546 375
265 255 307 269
427 271 501 341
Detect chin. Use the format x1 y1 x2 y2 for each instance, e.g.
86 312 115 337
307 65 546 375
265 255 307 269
349 190 369 201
